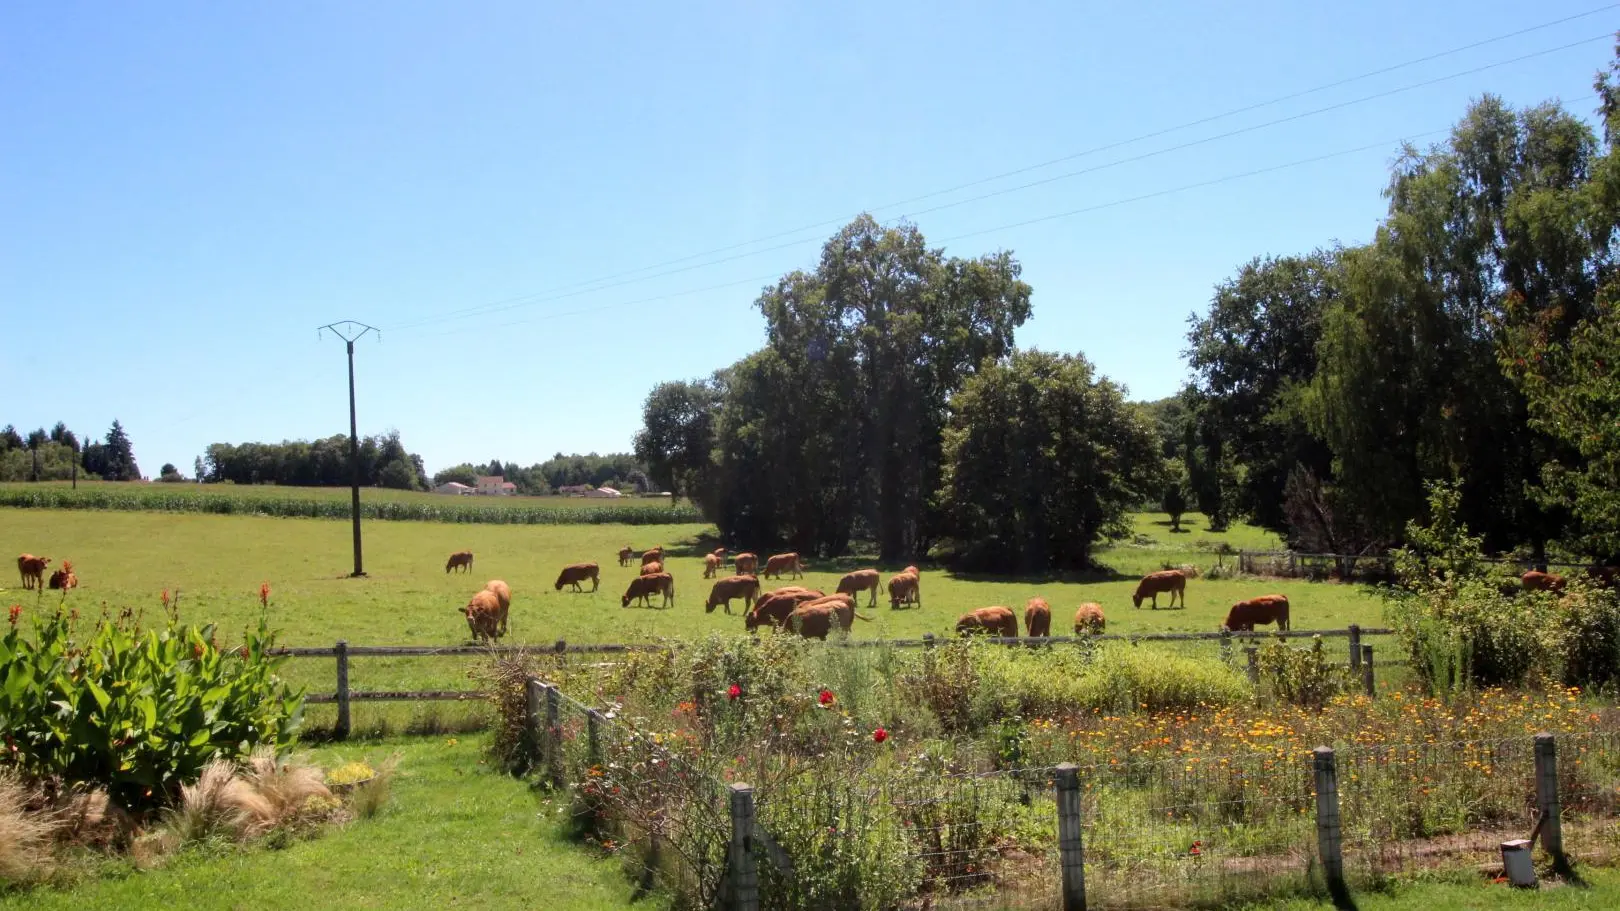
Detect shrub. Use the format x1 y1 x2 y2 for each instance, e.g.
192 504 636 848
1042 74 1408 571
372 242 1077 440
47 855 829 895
1256 636 1354 708
1067 644 1249 714
0 604 304 811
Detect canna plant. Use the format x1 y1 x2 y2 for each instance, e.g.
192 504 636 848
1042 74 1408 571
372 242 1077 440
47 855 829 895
0 602 303 811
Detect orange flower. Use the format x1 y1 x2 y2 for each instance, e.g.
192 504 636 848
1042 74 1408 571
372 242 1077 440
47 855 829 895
259 581 271 607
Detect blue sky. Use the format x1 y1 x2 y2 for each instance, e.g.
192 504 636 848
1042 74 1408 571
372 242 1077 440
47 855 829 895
3 1 1614 477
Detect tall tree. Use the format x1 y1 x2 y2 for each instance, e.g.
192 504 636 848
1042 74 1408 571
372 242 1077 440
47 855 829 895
24 428 47 482
633 377 724 506
99 419 140 481
937 349 1161 573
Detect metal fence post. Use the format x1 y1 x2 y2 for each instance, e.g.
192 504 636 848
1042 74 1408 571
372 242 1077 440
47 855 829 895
1360 645 1375 698
1535 733 1564 862
1313 747 1347 901
1347 624 1361 671
1055 763 1088 911
587 708 602 766
544 683 562 786
1245 646 1260 686
727 783 760 911
334 640 351 740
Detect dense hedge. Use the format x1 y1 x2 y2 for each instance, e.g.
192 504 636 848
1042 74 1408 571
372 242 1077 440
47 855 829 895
0 488 703 526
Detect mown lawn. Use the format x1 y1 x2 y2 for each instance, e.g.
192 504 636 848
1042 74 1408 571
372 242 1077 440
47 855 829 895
0 737 653 911
1 507 1382 706
1258 868 1620 910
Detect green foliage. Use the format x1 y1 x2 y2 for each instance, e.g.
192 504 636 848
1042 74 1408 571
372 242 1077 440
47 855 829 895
1256 636 1353 709
1160 466 1189 532
633 379 723 505
83 420 140 482
937 349 1162 572
202 431 423 491
0 604 303 812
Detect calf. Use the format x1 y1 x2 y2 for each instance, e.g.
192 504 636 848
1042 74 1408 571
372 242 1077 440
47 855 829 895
956 606 1018 638
617 546 634 567
1223 595 1290 632
48 560 79 592
641 561 664 576
1522 570 1566 593
460 590 503 643
640 547 665 567
16 554 49 590
1073 602 1106 635
887 571 921 610
703 554 722 579
763 552 806 581
785 602 838 640
483 580 513 636
836 569 882 608
554 562 601 592
622 572 675 609
801 593 868 633
1132 570 1186 610
1024 597 1052 638
734 552 759 575
445 551 474 574
705 574 761 615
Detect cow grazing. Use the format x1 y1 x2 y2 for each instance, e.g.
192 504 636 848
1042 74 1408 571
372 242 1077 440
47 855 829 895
802 593 869 632
1132 570 1186 610
888 571 921 610
734 553 759 575
1223 595 1290 632
745 588 824 632
641 561 664 576
1024 598 1052 638
1074 603 1106 635
956 606 1018 638
785 602 838 640
48 560 79 592
460 590 503 643
554 562 601 593
622 572 675 609
17 554 49 590
703 554 722 579
705 574 761 615
1522 570 1567 593
763 553 806 581
640 548 665 567
483 580 512 636
617 546 634 567
445 551 474 574
836 569 882 608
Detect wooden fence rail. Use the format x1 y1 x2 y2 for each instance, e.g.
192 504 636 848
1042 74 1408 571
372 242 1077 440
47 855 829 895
286 626 1399 739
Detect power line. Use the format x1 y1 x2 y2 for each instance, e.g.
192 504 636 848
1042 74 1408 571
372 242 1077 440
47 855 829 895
386 13 1618 332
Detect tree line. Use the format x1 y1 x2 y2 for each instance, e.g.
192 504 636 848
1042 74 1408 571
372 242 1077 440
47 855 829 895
429 453 650 495
0 420 140 483
198 433 427 490
1165 45 1620 567
636 45 1620 572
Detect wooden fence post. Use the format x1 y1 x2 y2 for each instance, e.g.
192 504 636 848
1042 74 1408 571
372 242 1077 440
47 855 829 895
1220 628 1233 665
544 683 562 786
1055 763 1088 911
334 640 351 740
1535 733 1564 862
524 677 543 766
1360 645 1375 698
923 632 936 650
1313 747 1348 902
587 708 602 766
1347 624 1362 671
1288 552 1297 576
727 783 760 911
1245 646 1260 686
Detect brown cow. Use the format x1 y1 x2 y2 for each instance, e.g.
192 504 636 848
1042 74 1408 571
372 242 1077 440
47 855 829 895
1522 570 1567 593
703 554 722 579
483 580 512 636
785 602 838 640
712 547 728 565
1223 595 1290 632
617 546 634 567
460 589 503 643
734 552 759 575
836 569 882 608
622 572 675 609
957 606 1018 638
745 588 824 632
888 571 921 610
641 561 664 576
445 551 474 574
802 593 870 631
640 547 665 567
1074 602 1106 635
763 552 806 581
17 554 49 590
1132 570 1186 610
554 562 601 592
48 560 79 592
705 574 761 615
1024 597 1052 638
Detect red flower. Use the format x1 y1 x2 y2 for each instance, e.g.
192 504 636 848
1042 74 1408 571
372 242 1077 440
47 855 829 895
259 582 271 608
819 689 835 706
7 604 20 626
160 589 170 609
873 727 888 743
727 684 741 700
193 643 204 659
1189 840 1203 857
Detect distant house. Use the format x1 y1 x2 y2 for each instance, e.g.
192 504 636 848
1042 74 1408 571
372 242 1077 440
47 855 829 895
583 486 623 498
557 484 595 497
434 481 473 496
474 475 517 496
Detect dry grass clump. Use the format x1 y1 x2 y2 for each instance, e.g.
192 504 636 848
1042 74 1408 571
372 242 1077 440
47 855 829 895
0 769 57 884
165 749 335 844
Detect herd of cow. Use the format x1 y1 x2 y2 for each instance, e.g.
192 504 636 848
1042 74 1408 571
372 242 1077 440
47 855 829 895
442 546 1306 644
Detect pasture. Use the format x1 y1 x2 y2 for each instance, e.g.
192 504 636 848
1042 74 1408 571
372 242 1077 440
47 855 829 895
1 506 1381 717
